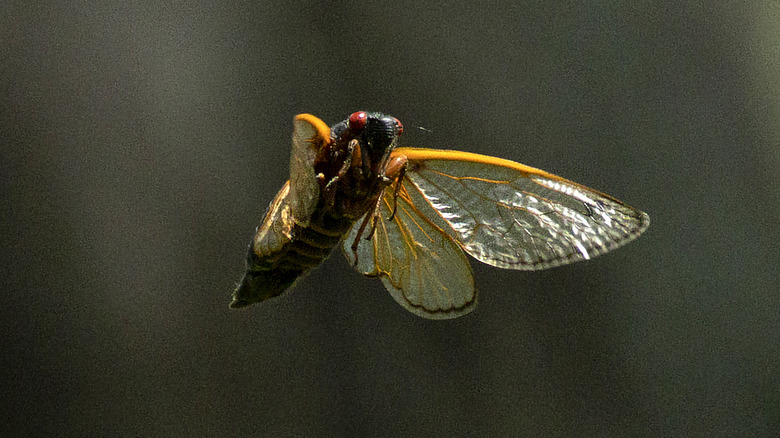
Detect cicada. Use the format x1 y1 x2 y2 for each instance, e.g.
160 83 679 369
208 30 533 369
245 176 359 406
231 112 649 319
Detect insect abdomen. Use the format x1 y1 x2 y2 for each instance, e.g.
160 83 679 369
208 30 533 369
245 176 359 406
230 194 354 309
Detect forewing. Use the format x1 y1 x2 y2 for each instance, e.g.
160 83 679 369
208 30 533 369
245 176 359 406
289 114 331 225
395 148 650 270
343 185 477 319
252 181 293 259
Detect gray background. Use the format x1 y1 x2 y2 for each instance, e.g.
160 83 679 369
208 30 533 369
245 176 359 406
2 1 778 436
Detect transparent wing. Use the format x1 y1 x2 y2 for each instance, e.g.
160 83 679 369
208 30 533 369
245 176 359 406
289 114 331 224
342 185 477 320
395 148 650 270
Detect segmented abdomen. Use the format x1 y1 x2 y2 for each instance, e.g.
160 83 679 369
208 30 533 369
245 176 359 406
230 182 356 308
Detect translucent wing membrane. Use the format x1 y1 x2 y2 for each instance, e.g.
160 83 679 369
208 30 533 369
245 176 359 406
343 185 477 320
397 148 650 270
289 114 331 225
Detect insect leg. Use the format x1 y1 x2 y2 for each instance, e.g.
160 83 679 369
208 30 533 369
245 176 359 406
349 208 375 267
383 155 408 221
323 139 357 207
366 196 383 240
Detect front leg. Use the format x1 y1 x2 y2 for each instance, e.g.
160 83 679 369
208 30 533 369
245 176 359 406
349 154 408 266
382 155 408 220
349 200 380 267
323 139 357 208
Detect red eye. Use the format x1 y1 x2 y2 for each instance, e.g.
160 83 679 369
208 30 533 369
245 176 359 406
349 111 367 132
394 118 403 135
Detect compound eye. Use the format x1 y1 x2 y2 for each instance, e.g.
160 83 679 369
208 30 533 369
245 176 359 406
349 111 368 133
393 118 403 135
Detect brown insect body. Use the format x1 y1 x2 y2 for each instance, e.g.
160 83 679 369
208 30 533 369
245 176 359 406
230 112 403 308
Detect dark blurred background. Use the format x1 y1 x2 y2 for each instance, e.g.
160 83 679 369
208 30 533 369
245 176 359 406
2 1 778 436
